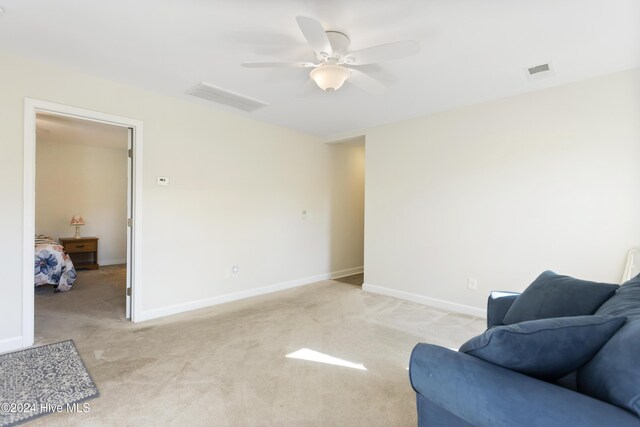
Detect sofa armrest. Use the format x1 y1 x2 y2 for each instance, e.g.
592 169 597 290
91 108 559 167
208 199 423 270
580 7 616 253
487 291 520 328
409 343 639 427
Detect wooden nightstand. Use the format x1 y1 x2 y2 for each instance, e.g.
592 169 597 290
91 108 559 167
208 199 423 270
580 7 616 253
59 237 99 270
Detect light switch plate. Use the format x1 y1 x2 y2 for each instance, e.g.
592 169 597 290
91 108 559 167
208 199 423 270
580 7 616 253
156 176 169 186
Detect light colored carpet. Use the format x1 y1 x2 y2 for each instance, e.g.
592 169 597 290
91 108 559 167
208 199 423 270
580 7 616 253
32 266 485 426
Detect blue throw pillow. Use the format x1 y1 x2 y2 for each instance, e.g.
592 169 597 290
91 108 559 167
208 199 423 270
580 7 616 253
578 274 640 416
502 271 618 325
459 315 626 380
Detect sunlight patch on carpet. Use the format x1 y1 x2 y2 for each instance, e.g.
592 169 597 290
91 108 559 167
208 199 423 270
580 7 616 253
286 348 367 371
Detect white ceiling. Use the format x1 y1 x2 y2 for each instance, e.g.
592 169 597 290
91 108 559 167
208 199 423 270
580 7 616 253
3 1 640 139
37 113 128 150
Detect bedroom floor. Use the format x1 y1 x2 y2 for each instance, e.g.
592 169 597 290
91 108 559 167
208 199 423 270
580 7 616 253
35 266 128 344
32 266 485 426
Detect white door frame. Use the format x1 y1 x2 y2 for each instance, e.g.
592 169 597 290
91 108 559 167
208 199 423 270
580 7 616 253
23 98 144 348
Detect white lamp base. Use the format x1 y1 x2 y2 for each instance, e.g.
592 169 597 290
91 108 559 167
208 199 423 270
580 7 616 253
74 225 82 239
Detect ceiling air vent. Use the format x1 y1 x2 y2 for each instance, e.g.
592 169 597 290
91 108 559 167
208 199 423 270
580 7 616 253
186 82 269 112
524 62 555 81
528 64 550 75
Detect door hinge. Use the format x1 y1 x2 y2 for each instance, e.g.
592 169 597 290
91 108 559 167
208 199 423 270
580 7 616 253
127 218 132 227
128 148 133 158
126 287 131 297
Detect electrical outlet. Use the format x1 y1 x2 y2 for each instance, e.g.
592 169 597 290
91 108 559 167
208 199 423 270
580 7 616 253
231 265 240 277
301 209 309 220
467 278 478 290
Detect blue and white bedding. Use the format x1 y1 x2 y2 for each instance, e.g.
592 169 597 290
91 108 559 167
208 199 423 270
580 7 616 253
35 235 77 292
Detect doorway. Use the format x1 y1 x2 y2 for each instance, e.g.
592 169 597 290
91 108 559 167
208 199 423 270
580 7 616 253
23 99 143 348
329 136 365 286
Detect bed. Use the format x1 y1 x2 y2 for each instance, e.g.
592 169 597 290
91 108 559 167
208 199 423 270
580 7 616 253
35 235 77 292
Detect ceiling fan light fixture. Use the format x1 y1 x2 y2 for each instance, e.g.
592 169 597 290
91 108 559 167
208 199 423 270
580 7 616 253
310 64 350 92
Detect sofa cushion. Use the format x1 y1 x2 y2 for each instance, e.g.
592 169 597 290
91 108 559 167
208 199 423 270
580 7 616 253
502 271 618 325
594 274 640 318
578 275 640 416
411 343 640 427
459 315 625 380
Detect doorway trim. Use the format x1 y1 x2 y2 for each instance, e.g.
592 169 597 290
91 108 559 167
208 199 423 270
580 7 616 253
23 98 144 348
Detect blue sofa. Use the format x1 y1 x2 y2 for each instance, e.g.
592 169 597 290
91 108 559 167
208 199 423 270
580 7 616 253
409 279 640 427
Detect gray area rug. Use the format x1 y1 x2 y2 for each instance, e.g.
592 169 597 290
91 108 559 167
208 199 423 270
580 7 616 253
0 340 98 426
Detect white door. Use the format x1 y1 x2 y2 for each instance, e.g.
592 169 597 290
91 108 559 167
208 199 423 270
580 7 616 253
126 127 133 319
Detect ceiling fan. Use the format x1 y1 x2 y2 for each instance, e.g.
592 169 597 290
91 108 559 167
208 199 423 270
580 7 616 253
242 16 420 93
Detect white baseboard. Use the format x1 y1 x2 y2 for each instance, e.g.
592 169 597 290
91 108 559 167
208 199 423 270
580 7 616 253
0 336 24 354
330 266 363 279
137 267 363 323
100 258 126 266
362 283 487 318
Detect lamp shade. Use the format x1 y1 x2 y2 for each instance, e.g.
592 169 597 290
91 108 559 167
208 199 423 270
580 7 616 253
70 215 85 226
310 64 350 92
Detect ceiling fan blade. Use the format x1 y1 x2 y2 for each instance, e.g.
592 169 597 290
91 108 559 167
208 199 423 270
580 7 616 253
296 16 333 57
242 61 316 68
345 40 419 65
347 68 386 94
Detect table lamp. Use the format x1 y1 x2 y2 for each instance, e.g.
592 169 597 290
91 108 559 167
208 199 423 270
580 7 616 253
70 215 85 239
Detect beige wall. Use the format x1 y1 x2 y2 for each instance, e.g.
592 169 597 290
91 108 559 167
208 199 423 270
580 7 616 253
36 139 128 265
0 51 364 349
364 69 640 315
329 140 365 273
